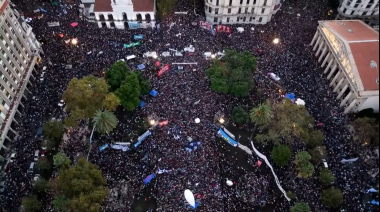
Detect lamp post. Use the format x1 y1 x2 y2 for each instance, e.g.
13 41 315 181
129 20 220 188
86 125 96 161
273 38 280 44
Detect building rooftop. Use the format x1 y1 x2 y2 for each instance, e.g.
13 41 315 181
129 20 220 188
1 0 9 15
94 0 112 12
320 20 379 92
132 0 154 12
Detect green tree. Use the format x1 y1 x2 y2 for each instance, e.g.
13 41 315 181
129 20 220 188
53 152 71 169
115 72 141 111
286 191 296 200
43 121 64 146
295 151 314 178
319 168 336 186
157 0 176 17
33 178 48 194
102 93 120 111
92 109 118 134
250 102 272 135
36 157 52 172
255 129 280 145
231 106 249 125
135 72 151 95
304 130 324 148
321 187 344 208
105 61 130 91
290 203 310 212
206 51 256 97
352 117 379 146
256 99 315 145
271 144 292 167
20 196 42 212
49 158 109 212
63 76 109 127
308 146 327 164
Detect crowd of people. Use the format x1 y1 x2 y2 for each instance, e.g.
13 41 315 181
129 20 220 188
0 0 378 211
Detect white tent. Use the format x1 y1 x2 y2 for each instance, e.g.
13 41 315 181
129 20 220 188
226 180 233 186
195 118 200 123
237 27 244 33
295 98 306 106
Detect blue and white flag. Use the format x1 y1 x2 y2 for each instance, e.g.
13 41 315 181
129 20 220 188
110 144 130 152
40 8 47 13
99 144 109 152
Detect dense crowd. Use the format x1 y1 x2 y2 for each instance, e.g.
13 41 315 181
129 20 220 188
0 0 378 211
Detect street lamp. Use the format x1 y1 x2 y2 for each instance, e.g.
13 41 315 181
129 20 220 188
153 54 158 59
150 120 156 125
71 38 78 45
211 54 216 59
273 38 280 44
219 118 225 124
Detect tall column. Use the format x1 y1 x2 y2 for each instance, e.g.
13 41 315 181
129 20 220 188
17 109 22 116
25 86 32 94
12 117 20 126
318 46 328 62
324 59 334 74
330 70 341 87
340 91 353 107
9 127 18 136
344 99 358 114
23 94 28 101
334 77 345 93
316 41 324 57
327 65 338 80
28 81 33 87
337 84 349 99
310 30 319 46
1 144 9 151
313 36 322 51
321 52 331 67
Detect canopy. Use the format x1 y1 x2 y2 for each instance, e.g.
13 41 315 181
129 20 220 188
139 101 146 108
372 200 379 205
70 22 78 27
137 64 145 70
184 190 196 207
295 98 306 106
150 90 158 97
226 180 233 186
195 118 200 123
285 93 296 101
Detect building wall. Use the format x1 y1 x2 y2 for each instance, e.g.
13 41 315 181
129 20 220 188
205 0 281 25
0 0 41 151
337 0 379 26
358 95 379 112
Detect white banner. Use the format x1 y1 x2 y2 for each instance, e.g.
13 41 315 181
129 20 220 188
340 157 359 163
110 144 130 152
250 141 291 201
200 21 212 30
48 22 60 27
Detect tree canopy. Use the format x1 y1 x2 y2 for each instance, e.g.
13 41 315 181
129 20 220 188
105 61 130 91
255 99 318 145
295 151 314 179
49 158 109 212
63 76 119 127
321 187 343 208
231 106 249 125
290 203 311 212
352 117 379 146
206 50 256 97
157 0 176 17
250 102 272 126
20 196 42 212
92 109 118 134
271 144 292 167
102 93 121 111
33 178 48 194
319 168 336 186
43 121 64 151
115 72 141 111
53 152 71 170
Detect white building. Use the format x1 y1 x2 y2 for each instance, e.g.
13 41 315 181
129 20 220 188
337 0 379 27
205 0 282 25
311 20 379 114
0 0 42 158
80 0 155 29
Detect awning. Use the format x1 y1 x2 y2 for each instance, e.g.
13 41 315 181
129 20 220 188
137 64 145 70
150 90 158 97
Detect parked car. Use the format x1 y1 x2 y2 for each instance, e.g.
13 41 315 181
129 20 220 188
322 159 328 168
28 162 36 173
34 150 40 161
41 150 45 157
268 73 280 81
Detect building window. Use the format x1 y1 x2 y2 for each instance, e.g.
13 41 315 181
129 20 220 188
136 13 142 22
122 12 128 21
238 8 242 13
228 8 232 13
216 0 219 6
247 0 250 4
351 10 355 15
249 17 253 22
343 8 347 13
229 0 232 6
237 17 240 22
262 8 265 14
145 14 151 22
251 8 254 13
209 7 212 13
253 0 257 4
245 8 248 13
258 17 263 22
227 17 230 22
240 0 243 4
214 17 218 22
108 14 114 21
215 8 219 14
99 14 105 21
243 17 246 22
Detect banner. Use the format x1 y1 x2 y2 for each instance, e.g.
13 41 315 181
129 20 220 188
159 120 169 127
135 130 152 148
217 129 238 147
340 158 359 163
144 173 155 185
158 64 170 77
200 21 212 30
134 34 144 40
48 22 60 27
99 144 109 152
110 144 130 152
216 25 231 34
222 127 235 140
250 141 291 201
129 22 140 29
124 41 141 48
